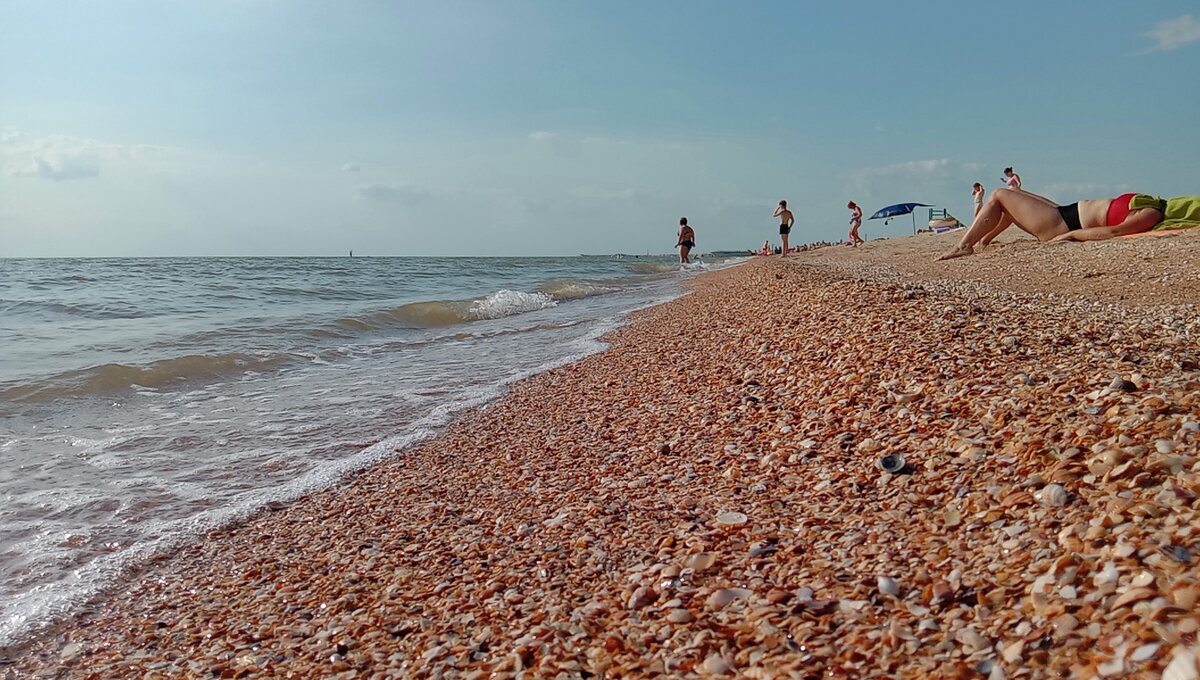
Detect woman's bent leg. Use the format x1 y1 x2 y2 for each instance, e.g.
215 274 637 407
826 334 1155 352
938 189 1068 260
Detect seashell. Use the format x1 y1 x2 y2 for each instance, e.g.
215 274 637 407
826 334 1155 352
1130 571 1155 588
667 608 693 623
715 511 748 527
953 626 989 653
1096 657 1125 677
1035 483 1068 507
877 576 900 597
888 619 916 641
701 653 734 676
1001 639 1025 663
766 588 792 604
1051 613 1078 635
943 507 962 527
1110 587 1155 609
627 586 657 610
1162 648 1198 680
932 580 953 605
1093 562 1119 586
1131 642 1161 662
685 553 718 572
705 588 752 611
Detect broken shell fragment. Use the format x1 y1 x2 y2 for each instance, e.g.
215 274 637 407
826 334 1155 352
715 511 748 527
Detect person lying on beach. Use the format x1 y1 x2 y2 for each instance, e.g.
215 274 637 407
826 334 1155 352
936 189 1176 260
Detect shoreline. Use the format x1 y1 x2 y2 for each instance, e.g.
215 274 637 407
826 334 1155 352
10 232 1200 677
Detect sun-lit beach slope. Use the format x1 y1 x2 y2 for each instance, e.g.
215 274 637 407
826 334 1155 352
13 233 1200 678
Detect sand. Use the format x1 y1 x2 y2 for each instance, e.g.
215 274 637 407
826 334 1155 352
7 231 1200 678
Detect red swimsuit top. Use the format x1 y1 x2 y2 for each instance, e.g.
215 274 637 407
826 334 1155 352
1106 193 1137 227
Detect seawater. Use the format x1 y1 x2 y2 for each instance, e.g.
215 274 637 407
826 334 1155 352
0 254 742 645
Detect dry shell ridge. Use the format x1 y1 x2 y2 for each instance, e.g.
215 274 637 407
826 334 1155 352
10 231 1200 678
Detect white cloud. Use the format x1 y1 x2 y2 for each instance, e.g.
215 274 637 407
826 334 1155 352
1143 14 1200 52
355 182 432 204
528 130 582 158
1039 182 1131 203
341 162 361 172
1 129 176 181
847 158 982 200
568 185 637 200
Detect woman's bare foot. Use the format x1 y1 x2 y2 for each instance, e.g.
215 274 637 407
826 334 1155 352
936 244 974 261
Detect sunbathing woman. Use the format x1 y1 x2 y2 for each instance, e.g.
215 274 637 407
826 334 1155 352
937 188 1164 260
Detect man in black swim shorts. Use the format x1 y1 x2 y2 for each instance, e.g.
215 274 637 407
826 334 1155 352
773 200 795 255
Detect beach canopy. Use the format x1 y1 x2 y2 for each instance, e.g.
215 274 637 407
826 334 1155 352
868 202 934 235
869 202 933 220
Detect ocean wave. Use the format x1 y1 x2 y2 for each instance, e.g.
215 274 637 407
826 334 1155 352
469 289 556 319
0 353 292 404
625 262 679 274
335 290 557 330
0 299 152 320
536 279 617 301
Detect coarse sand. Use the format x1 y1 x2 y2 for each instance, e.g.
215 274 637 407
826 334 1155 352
7 232 1200 678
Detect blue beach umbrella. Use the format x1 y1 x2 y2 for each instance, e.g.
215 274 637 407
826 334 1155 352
869 202 933 235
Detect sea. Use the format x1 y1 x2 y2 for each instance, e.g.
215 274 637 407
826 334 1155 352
0 253 743 646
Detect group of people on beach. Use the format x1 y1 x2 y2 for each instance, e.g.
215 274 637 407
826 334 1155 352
674 162 1196 264
940 165 1199 260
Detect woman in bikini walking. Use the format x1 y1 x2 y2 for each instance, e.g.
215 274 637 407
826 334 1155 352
847 201 864 246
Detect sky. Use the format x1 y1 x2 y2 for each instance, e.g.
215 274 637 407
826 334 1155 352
2 1 1199 257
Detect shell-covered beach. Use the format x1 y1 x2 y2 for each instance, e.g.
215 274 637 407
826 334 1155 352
11 230 1200 678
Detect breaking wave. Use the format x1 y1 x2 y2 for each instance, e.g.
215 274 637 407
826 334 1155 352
0 353 292 404
335 289 558 330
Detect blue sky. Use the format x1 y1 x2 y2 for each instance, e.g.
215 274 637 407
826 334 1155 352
2 1 1198 256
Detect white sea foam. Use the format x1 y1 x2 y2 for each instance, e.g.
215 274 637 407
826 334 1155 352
0 255 706 648
469 289 556 319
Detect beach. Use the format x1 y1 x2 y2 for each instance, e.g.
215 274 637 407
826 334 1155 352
9 231 1200 678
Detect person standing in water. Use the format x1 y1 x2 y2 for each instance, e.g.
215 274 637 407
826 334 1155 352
676 217 696 263
773 200 795 255
847 201 864 246
1003 167 1022 191
972 182 985 216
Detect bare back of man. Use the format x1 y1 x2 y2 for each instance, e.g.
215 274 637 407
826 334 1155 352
773 201 795 255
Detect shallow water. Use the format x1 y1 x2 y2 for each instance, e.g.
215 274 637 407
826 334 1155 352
0 254 740 645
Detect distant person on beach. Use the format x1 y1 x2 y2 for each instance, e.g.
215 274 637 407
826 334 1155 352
676 217 696 263
972 183 985 216
936 189 1177 260
1003 167 1022 191
773 200 795 256
847 201 864 246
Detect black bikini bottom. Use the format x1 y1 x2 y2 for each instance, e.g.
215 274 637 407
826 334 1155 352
1057 203 1082 231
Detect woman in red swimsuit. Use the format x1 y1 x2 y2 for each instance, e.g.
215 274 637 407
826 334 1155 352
937 188 1164 260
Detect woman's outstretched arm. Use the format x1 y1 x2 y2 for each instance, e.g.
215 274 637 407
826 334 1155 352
1051 209 1163 242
